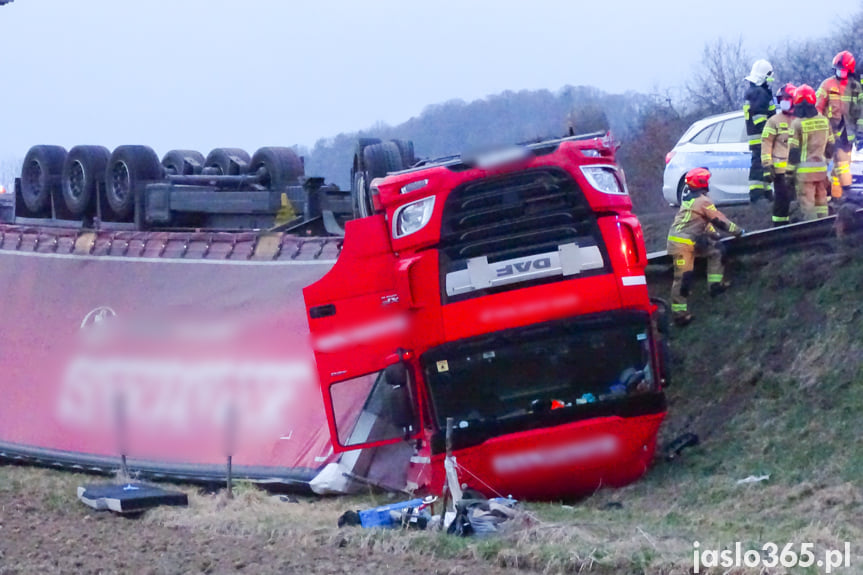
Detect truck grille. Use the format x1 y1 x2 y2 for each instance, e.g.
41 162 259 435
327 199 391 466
439 168 607 302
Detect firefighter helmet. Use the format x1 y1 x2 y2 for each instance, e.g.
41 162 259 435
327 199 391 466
684 167 711 191
793 84 817 106
777 83 797 101
833 51 856 75
745 59 774 84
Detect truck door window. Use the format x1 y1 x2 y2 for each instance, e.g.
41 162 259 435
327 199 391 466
329 365 419 447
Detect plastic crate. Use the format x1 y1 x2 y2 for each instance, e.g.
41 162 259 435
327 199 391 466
359 498 425 528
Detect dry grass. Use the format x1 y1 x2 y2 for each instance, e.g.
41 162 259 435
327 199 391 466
4 237 863 574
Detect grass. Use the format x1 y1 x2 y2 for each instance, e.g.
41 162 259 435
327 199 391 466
3 237 863 574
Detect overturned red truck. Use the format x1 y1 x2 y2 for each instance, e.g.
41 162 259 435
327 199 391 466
0 134 668 500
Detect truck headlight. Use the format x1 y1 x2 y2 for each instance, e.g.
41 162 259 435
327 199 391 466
393 196 435 238
581 166 626 195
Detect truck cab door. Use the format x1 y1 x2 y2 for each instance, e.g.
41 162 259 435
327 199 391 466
303 214 423 453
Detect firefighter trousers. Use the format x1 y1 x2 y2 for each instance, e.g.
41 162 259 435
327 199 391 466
749 145 766 202
796 175 829 221
772 173 792 226
667 240 724 319
831 140 853 198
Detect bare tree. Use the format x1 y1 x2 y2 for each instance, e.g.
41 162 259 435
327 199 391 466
770 4 863 88
685 37 751 115
771 39 840 89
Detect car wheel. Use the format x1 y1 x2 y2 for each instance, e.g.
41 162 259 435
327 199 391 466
677 177 687 204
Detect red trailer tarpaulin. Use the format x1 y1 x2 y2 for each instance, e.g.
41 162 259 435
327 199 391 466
0 229 359 489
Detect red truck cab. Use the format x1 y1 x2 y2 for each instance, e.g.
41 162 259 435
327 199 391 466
303 133 668 500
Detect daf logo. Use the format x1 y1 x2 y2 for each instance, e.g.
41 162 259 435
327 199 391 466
496 257 552 278
80 306 117 330
380 294 399 306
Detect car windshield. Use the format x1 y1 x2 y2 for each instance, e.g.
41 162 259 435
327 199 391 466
423 313 656 431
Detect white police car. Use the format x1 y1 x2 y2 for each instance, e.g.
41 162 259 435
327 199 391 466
665 110 863 207
662 111 750 206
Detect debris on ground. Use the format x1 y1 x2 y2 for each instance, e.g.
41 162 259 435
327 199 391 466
339 494 521 537
446 497 519 537
735 474 770 485
664 432 700 461
77 482 188 514
338 497 433 529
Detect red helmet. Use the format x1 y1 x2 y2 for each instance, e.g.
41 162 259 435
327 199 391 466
777 83 797 101
833 50 856 74
793 84 817 105
684 167 711 190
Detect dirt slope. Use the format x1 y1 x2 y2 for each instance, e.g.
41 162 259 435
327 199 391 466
2 214 863 574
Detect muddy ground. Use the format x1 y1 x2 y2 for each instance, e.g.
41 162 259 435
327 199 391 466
0 467 530 575
2 200 858 575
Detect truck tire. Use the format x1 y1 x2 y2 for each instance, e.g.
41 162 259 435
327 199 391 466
352 137 381 176
356 141 402 217
351 170 367 219
162 149 205 176
62 145 110 217
364 141 403 180
249 147 304 190
391 139 416 168
21 145 67 214
205 148 251 175
105 145 161 220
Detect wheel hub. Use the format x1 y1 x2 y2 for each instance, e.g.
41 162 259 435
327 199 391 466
24 160 44 196
111 161 131 201
69 160 86 199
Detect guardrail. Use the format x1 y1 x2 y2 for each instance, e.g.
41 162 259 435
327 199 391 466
646 205 863 270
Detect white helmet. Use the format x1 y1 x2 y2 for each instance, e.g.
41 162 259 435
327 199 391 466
745 59 774 84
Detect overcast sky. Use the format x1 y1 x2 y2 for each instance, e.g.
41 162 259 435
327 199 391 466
0 0 853 168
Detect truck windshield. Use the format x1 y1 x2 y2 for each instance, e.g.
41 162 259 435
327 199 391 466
422 313 658 435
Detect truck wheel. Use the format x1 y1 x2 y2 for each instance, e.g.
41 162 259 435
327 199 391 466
105 145 161 220
351 170 367 219
21 145 67 214
357 141 403 217
391 139 416 168
249 147 304 190
352 137 381 180
205 148 251 175
162 149 205 175
61 145 110 217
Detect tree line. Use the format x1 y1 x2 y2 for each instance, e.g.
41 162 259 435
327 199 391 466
302 5 863 214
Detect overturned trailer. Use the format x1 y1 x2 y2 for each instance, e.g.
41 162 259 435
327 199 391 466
0 134 669 499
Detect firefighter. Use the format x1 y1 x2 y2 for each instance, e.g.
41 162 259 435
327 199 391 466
743 59 776 203
788 84 835 220
761 83 796 226
815 50 863 201
667 168 744 327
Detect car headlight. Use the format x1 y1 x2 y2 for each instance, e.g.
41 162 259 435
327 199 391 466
581 166 626 195
393 196 435 238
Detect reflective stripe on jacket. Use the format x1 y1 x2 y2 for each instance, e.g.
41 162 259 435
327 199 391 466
743 83 776 146
788 114 835 181
761 111 793 173
815 76 863 141
668 194 739 245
